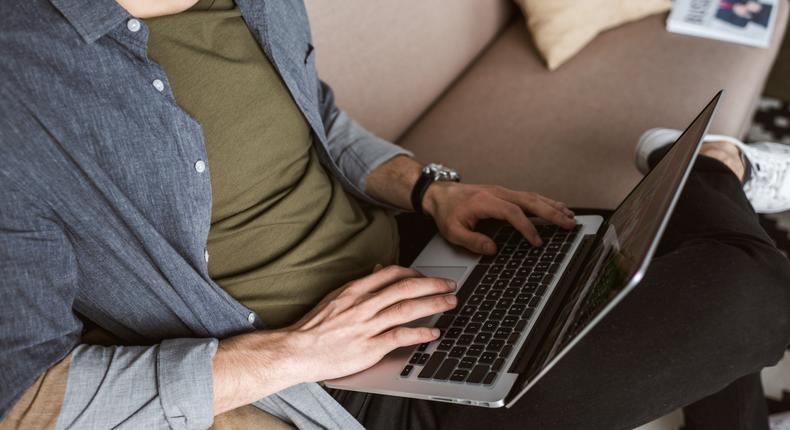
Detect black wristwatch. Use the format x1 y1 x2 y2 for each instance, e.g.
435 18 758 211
410 163 461 215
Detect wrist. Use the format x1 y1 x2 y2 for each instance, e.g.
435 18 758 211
213 330 305 414
422 181 455 218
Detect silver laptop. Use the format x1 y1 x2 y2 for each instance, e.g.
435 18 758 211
326 92 722 408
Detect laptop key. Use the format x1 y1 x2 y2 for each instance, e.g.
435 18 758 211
482 275 497 284
409 354 422 364
481 321 498 332
435 314 454 328
452 316 469 327
464 323 482 333
446 327 463 339
490 309 506 320
467 344 484 357
472 311 488 323
479 352 498 364
458 356 476 369
450 369 469 382
483 372 498 386
496 298 513 309
434 358 459 380
508 332 521 344
457 334 474 345
417 343 429 352
494 328 511 339
479 300 495 312
418 352 446 379
493 280 509 290
401 365 413 377
509 304 526 315
437 340 454 351
501 316 518 327
418 354 429 365
500 344 514 357
492 358 505 372
468 295 484 306
474 332 491 344
516 293 531 304
486 339 505 351
503 287 519 299
460 305 477 316
467 365 489 384
449 346 466 358
515 319 528 331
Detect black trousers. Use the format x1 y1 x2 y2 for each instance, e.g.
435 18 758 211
330 156 790 430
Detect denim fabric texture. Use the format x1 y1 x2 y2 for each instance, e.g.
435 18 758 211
0 0 408 427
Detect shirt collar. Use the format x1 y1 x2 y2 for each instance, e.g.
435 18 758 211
49 0 130 43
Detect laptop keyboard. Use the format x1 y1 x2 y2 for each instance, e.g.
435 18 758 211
400 223 581 386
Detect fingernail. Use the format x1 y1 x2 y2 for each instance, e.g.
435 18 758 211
483 243 496 255
446 280 457 290
431 328 441 337
535 238 544 247
445 295 458 306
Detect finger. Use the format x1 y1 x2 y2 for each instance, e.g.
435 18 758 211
476 197 542 246
362 277 456 316
346 265 421 296
501 191 575 230
374 326 441 352
537 195 575 219
372 294 458 333
373 263 383 273
445 223 497 255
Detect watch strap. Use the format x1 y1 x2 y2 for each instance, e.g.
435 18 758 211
410 170 434 216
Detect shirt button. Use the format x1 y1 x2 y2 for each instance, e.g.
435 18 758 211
204 248 209 263
247 313 256 324
127 19 141 33
194 160 206 173
152 79 165 92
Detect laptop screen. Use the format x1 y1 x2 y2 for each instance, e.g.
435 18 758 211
563 92 721 341
508 93 721 406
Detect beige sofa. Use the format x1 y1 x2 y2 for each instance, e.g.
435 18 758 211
306 1 789 209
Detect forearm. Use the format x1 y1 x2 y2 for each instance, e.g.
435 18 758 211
364 155 423 211
213 331 303 415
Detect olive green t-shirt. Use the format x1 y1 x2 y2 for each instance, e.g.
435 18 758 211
145 0 398 328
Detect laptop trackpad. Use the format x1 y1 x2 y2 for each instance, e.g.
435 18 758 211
413 266 468 284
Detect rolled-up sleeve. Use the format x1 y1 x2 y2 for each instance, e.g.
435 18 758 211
57 339 218 430
317 80 414 205
0 186 220 430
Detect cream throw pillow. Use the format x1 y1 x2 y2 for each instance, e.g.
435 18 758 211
515 0 671 70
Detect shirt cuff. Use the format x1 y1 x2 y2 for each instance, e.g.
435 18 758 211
157 338 219 430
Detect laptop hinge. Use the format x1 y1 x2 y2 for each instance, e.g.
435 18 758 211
507 233 598 377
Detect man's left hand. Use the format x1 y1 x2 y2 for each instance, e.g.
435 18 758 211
422 182 576 255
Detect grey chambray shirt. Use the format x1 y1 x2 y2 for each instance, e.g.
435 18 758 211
0 0 412 428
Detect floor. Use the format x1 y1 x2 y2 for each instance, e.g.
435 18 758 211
635 8 790 428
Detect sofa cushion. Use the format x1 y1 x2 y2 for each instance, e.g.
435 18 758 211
305 0 513 141
398 2 788 209
515 0 671 70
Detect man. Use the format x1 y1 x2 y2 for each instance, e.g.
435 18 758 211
0 1 789 429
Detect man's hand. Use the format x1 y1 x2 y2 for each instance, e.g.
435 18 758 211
212 266 456 414
422 182 576 255
282 265 455 382
366 156 577 255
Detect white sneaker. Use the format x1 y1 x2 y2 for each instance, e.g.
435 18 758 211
771 411 790 430
635 128 790 214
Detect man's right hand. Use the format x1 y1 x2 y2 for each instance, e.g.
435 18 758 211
284 265 457 382
212 266 457 414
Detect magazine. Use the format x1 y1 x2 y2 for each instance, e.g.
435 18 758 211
666 0 778 48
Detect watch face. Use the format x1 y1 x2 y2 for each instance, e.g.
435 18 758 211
425 163 460 182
